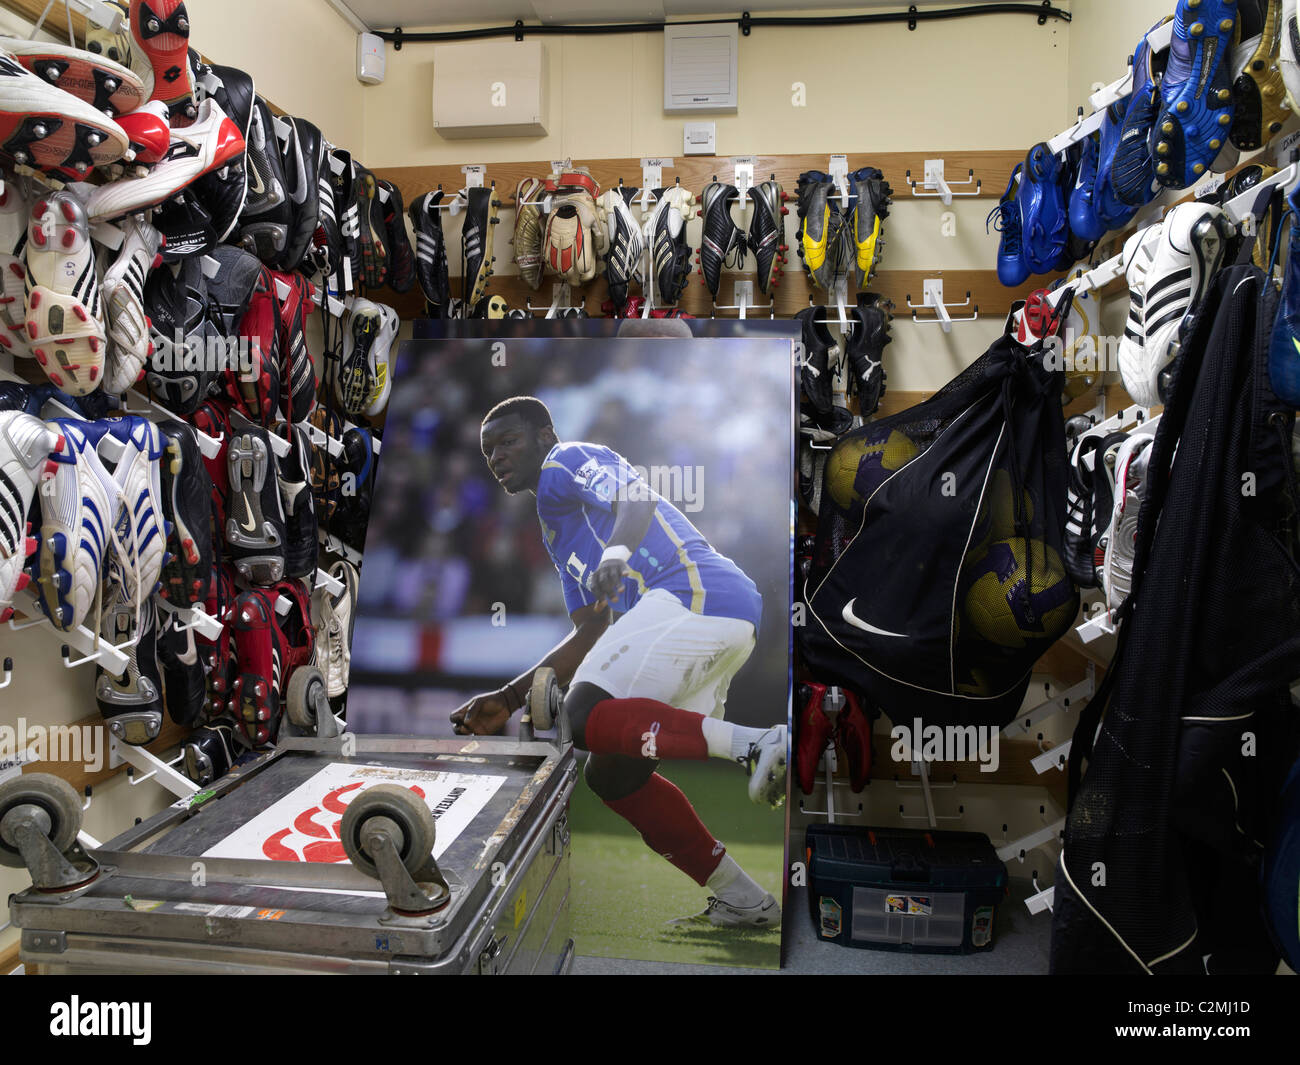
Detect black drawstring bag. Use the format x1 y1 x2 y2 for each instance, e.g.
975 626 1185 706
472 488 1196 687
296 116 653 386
1051 264 1300 975
801 323 1079 728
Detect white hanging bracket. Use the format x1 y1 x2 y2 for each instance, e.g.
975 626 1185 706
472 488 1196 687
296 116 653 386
546 283 572 319
733 157 755 197
7 588 130 676
639 158 671 208
315 568 344 597
833 276 849 332
154 598 223 642
907 279 978 333
108 735 199 800
0 656 12 691
906 159 980 206
1026 881 1056 915
734 280 752 320
299 419 345 458
828 154 849 207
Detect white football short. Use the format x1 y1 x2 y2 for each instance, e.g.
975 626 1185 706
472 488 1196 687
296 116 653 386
570 588 756 718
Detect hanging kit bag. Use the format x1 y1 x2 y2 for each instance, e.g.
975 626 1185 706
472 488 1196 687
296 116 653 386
801 309 1079 727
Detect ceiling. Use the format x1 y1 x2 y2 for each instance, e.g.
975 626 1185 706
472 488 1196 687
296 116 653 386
335 0 1019 30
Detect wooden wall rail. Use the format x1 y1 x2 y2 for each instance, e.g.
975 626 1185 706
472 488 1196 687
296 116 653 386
372 265 1044 323
375 152 1025 212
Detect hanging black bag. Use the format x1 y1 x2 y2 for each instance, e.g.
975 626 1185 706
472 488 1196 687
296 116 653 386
801 318 1079 728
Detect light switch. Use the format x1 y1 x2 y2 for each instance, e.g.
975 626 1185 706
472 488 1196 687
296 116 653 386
683 122 717 156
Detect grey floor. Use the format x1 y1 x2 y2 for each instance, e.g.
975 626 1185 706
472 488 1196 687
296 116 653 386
572 880 1052 976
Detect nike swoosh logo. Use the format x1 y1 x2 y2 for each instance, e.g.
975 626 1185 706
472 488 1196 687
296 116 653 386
842 599 909 638
1293 336 1300 358
240 488 258 533
249 166 266 196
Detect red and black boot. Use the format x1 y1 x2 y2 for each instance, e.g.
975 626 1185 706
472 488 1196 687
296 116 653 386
837 688 875 793
230 579 314 746
795 681 834 795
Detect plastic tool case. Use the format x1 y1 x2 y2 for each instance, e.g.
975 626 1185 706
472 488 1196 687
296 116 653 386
7 735 576 974
806 825 1006 953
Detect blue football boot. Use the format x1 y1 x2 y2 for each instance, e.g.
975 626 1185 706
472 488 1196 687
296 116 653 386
987 164 1030 287
1153 0 1238 189
1268 183 1300 408
1069 132 1105 242
1094 95 1141 234
1112 17 1173 207
1020 143 1068 275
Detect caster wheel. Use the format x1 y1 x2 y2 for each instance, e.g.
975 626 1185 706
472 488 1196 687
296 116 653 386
0 773 82 868
340 784 436 880
286 666 328 731
529 666 561 730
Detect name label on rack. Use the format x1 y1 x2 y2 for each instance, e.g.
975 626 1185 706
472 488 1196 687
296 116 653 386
1275 128 1300 165
1194 171 1225 199
550 158 572 174
733 156 757 166
639 158 674 169
461 165 486 188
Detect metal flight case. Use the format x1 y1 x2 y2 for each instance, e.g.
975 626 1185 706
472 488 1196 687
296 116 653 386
3 680 576 975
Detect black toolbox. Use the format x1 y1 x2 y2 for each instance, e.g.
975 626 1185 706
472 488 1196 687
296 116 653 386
805 824 1007 953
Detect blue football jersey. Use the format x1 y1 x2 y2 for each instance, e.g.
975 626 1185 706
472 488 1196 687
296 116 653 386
535 442 762 629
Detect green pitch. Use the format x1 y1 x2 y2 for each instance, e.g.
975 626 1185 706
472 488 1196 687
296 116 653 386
569 759 786 970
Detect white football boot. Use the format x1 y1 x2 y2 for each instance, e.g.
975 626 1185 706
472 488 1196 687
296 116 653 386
1281 0 1300 113
38 417 118 631
745 724 789 808
336 298 399 418
1102 434 1156 614
100 214 163 394
0 177 31 358
1116 222 1163 407
0 410 61 621
85 97 244 221
94 415 168 611
311 560 358 699
1122 202 1230 407
24 188 106 396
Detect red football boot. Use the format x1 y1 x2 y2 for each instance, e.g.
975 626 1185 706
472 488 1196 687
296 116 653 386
795 682 834 795
269 270 318 423
130 0 198 126
191 397 231 532
117 100 171 166
196 562 238 724
226 268 281 426
230 579 313 746
837 688 875 793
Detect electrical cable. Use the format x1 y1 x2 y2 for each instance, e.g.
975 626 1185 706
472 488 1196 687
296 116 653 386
374 3 1070 48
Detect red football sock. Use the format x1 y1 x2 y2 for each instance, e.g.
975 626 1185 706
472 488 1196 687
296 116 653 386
583 697 708 760
603 773 726 886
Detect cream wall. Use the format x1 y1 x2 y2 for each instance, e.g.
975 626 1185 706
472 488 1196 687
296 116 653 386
185 0 366 152
357 8 1074 388
1065 0 1174 122
360 8 1071 166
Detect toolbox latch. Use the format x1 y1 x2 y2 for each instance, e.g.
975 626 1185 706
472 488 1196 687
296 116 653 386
22 929 66 955
547 813 570 856
478 934 507 975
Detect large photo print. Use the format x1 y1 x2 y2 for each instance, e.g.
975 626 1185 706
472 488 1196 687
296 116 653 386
350 331 795 969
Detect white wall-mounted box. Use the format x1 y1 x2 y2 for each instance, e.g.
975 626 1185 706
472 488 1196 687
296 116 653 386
664 23 738 113
432 39 549 139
